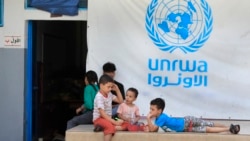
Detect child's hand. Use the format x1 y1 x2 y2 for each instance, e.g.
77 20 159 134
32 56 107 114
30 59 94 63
143 125 149 132
76 107 83 114
147 113 153 119
111 84 119 92
113 119 124 126
117 119 124 125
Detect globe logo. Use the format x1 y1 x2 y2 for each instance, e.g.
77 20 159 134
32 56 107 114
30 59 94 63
146 0 213 53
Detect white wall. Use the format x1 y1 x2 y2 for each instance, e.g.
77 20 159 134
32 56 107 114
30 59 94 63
0 1 88 141
0 0 87 49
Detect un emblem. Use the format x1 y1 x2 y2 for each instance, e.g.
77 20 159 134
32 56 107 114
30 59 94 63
145 0 213 53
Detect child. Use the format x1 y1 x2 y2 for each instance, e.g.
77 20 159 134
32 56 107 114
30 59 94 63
115 87 141 131
146 98 240 134
102 62 125 117
66 70 99 129
92 74 124 141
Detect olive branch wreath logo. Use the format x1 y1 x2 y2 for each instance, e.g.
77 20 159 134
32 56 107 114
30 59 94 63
145 0 213 53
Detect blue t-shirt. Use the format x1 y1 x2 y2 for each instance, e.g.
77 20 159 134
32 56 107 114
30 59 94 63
155 113 185 132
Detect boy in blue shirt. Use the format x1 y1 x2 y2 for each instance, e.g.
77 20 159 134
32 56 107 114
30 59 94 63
146 98 240 134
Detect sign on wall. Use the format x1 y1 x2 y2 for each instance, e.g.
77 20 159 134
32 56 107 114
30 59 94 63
87 0 250 119
4 36 21 46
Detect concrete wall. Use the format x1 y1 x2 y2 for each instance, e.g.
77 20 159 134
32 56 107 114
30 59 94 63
0 0 87 140
0 48 25 141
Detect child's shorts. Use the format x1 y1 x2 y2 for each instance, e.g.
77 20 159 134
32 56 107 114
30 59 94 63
184 116 214 133
93 118 115 135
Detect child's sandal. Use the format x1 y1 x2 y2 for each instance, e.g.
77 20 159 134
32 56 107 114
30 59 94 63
229 124 240 134
93 125 103 132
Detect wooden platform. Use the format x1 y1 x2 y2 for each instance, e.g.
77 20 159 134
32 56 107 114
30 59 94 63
66 122 250 141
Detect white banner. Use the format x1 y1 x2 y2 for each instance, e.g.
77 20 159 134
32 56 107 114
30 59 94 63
87 0 250 119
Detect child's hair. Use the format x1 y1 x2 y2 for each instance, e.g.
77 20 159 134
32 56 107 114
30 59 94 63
85 70 98 84
127 87 139 98
150 98 165 112
99 74 114 85
102 62 116 72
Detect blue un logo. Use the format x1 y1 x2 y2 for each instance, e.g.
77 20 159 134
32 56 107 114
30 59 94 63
146 0 213 53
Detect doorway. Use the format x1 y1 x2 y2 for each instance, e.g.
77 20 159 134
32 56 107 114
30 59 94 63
30 20 87 141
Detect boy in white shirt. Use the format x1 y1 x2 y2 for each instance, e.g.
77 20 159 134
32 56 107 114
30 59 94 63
92 74 123 141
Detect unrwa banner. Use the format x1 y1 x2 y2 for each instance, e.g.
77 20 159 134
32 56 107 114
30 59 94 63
87 0 250 119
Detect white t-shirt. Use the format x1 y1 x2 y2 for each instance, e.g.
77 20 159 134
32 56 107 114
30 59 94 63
92 91 116 121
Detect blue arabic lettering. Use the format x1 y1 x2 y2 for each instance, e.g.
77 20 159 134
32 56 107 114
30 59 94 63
148 73 207 88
